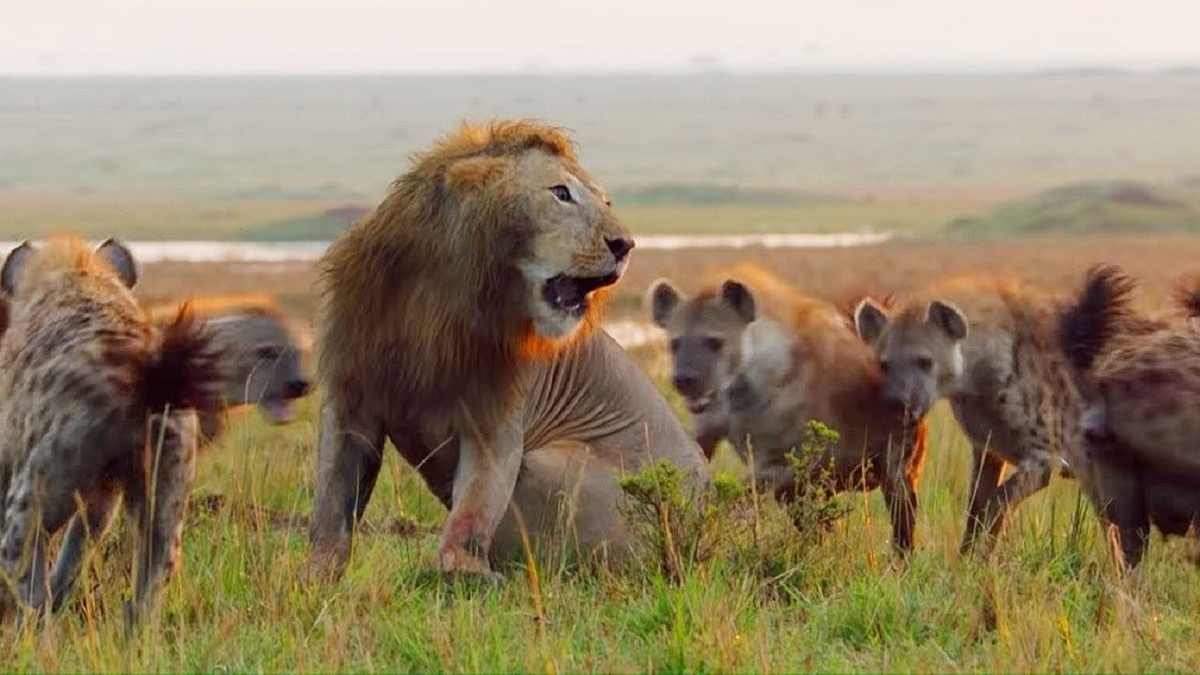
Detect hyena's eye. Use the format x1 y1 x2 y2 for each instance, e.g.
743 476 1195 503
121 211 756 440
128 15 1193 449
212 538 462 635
915 356 934 372
256 346 282 361
549 185 574 203
704 337 724 352
879 359 891 373
669 338 682 353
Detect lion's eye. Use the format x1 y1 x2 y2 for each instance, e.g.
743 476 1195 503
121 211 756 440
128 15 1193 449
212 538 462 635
549 185 574 203
879 359 891 373
669 338 682 353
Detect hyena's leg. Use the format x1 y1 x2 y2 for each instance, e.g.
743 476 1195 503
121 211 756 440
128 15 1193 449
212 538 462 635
694 412 728 462
972 456 1053 557
959 442 1005 554
1087 441 1149 570
48 485 120 612
883 439 919 556
306 398 384 582
125 411 199 626
1 461 78 613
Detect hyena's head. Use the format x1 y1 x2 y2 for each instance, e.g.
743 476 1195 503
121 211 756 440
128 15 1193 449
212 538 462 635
854 297 967 419
647 277 757 415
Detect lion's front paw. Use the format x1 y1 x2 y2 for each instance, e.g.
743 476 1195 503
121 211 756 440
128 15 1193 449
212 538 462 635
439 545 504 585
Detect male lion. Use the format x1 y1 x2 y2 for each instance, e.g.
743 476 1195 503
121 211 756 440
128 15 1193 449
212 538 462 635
309 120 708 579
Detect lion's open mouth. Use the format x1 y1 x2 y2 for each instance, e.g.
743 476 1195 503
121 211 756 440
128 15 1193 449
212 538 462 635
543 273 620 316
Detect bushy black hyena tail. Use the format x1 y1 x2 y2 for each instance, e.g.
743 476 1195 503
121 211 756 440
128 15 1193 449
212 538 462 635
141 302 225 420
1058 264 1136 372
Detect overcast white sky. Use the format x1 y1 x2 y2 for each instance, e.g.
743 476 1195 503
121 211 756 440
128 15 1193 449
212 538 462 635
4 0 1200 75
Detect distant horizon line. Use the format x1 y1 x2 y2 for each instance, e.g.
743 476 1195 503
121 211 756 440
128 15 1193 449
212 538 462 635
3 58 1200 79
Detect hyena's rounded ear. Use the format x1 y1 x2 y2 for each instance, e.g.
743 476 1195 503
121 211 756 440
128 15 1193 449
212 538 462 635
1 241 36 295
96 238 138 288
647 278 683 328
720 279 756 323
853 298 889 343
927 299 968 341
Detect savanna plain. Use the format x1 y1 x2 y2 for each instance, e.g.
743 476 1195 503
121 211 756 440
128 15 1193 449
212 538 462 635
4 72 1200 672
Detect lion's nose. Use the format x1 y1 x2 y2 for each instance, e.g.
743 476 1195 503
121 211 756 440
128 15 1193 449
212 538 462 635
606 237 634 263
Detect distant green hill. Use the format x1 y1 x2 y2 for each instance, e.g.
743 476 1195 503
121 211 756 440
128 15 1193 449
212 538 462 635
237 185 840 241
946 180 1200 236
240 206 369 241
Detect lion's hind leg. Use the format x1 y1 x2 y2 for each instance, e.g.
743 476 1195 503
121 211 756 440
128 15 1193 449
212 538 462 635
492 441 630 572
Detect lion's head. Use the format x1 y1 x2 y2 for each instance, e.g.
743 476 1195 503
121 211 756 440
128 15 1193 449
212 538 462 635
318 120 634 425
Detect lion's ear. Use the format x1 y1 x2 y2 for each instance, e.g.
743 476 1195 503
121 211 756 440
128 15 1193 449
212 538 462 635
445 156 509 193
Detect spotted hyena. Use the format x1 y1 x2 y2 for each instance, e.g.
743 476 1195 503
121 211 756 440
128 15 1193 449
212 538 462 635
1059 265 1200 569
0 235 223 623
147 295 310 439
647 262 827 459
854 276 1084 556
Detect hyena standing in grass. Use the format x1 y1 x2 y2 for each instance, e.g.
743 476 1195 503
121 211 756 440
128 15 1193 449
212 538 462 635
0 235 223 623
146 294 311 440
854 276 1084 556
1059 266 1200 569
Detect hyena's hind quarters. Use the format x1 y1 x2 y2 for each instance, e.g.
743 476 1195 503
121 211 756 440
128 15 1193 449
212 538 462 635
1057 263 1137 373
124 305 223 625
142 303 226 417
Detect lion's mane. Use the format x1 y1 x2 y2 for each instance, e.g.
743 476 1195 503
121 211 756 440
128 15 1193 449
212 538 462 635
316 120 609 433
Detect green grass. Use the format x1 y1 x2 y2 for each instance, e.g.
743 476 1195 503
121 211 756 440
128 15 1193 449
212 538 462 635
0 195 974 241
0 198 348 241
947 180 1200 236
5 384 1200 672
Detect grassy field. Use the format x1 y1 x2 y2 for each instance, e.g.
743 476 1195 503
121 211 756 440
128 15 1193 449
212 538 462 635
0 194 973 241
5 71 1200 240
5 236 1200 672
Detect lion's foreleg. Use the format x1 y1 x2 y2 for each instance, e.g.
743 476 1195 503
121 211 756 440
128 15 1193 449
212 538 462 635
306 397 384 582
440 413 524 578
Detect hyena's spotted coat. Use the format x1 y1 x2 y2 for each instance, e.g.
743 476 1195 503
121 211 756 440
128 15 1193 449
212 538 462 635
0 235 223 623
855 276 1085 556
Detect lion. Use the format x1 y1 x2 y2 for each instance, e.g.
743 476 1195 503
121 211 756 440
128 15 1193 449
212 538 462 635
307 119 709 580
647 262 823 459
